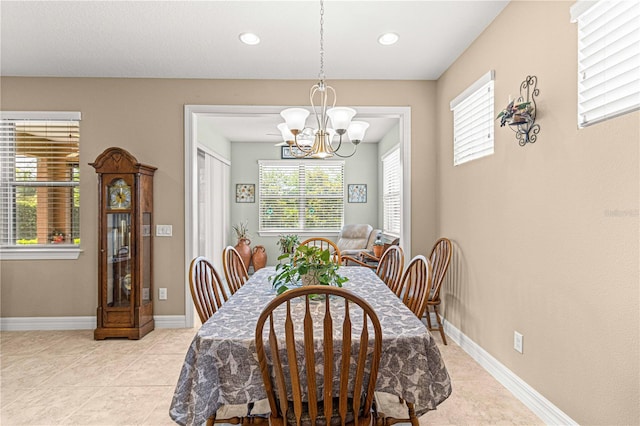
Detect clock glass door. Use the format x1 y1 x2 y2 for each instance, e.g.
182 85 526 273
107 212 132 307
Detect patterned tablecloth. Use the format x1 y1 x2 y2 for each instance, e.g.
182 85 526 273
170 266 451 426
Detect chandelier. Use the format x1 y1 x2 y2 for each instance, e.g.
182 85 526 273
277 0 369 159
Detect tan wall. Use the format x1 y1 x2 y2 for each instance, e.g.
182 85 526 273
0 78 437 317
436 1 639 424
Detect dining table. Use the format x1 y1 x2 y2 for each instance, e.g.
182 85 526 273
170 266 452 426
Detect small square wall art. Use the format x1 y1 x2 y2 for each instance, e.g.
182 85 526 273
236 184 255 203
348 184 367 203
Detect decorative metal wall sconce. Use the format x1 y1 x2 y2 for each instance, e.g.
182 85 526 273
496 75 540 146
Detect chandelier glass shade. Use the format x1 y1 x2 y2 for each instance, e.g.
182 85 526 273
277 1 369 159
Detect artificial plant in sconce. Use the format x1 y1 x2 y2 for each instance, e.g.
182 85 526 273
497 75 541 146
496 100 532 127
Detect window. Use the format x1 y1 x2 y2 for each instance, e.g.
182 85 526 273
382 147 400 237
258 160 344 233
571 0 640 127
0 111 81 259
450 70 495 166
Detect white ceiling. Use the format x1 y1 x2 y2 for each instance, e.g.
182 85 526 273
0 0 509 143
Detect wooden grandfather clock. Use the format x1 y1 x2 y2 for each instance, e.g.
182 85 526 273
91 147 156 340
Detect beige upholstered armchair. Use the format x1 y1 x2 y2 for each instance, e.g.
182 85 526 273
336 224 379 258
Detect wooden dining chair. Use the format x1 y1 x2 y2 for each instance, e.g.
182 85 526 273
343 245 405 294
190 257 270 425
396 255 433 319
298 237 342 264
255 285 382 426
223 245 249 295
373 257 432 426
376 245 405 294
424 238 452 345
189 256 229 324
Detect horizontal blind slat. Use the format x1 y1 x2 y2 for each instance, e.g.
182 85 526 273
576 0 640 127
1 116 80 246
452 79 494 166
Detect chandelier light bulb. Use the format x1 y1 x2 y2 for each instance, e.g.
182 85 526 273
347 121 370 144
280 108 310 133
327 107 356 132
277 123 294 143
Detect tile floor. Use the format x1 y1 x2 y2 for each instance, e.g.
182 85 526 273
0 327 542 425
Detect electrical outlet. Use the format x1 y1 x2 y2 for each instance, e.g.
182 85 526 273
159 288 167 300
514 331 523 354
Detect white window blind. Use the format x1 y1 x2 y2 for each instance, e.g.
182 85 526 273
450 70 495 166
382 147 400 237
0 112 81 248
258 160 344 233
572 0 640 127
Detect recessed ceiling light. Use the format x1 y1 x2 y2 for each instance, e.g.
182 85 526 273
378 32 399 46
239 32 260 45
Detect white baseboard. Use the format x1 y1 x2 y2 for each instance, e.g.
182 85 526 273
0 315 187 331
442 318 577 426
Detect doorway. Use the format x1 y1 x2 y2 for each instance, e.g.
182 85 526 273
183 105 411 327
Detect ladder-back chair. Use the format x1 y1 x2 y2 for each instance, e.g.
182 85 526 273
298 237 342 264
223 245 249 295
255 285 382 426
425 238 452 345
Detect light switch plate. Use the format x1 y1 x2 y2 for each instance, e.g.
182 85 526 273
156 225 172 237
514 331 523 354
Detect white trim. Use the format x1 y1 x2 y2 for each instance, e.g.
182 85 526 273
198 144 231 166
184 105 413 310
0 111 82 120
153 315 189 329
443 318 578 426
399 107 411 260
450 70 495 110
570 0 598 22
0 247 82 260
184 106 199 329
0 315 187 331
0 316 96 331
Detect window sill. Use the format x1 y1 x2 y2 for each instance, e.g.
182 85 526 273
258 231 340 237
0 246 83 260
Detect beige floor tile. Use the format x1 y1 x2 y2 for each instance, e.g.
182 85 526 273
1 354 79 389
62 386 166 425
40 352 140 387
0 387 37 410
138 386 178 426
0 328 543 425
110 354 186 387
0 386 101 425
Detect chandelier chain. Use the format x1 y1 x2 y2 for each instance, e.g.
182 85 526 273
318 0 325 82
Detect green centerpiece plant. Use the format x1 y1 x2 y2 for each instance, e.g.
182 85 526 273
269 244 348 295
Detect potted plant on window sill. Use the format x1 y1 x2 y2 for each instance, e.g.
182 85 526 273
373 240 385 258
269 244 348 295
277 234 300 255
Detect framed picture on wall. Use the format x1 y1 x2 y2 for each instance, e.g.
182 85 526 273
281 146 306 159
348 184 367 203
236 184 255 203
